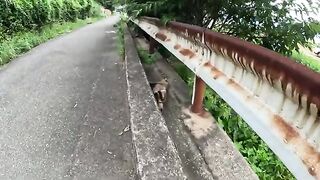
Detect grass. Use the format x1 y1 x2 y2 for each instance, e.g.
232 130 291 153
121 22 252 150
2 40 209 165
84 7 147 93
0 17 102 66
137 48 158 64
291 50 320 73
115 15 126 61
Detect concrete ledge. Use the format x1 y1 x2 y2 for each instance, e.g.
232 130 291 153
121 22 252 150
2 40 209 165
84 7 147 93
143 64 216 180
124 29 186 179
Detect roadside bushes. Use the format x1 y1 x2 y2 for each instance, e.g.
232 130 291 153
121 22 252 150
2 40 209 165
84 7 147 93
0 0 102 65
0 0 100 37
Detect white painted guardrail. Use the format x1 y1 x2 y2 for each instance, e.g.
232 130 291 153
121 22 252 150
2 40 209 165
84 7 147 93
133 17 320 180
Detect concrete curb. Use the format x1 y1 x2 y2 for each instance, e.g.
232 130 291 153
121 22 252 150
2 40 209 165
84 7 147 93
142 63 216 180
124 28 187 179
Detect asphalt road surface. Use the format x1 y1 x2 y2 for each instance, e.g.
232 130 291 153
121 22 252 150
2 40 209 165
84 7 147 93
0 16 135 179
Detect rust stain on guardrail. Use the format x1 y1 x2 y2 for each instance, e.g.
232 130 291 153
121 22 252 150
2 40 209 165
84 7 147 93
155 32 167 41
273 114 320 177
179 49 195 59
166 19 320 111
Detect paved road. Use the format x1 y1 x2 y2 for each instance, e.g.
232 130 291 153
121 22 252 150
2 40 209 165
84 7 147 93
0 16 135 179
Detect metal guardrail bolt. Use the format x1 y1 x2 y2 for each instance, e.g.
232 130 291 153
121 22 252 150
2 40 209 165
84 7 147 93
191 76 206 115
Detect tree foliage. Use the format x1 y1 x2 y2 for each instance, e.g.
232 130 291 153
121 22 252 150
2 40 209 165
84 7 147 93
96 0 125 9
0 0 101 37
125 0 320 55
96 0 112 9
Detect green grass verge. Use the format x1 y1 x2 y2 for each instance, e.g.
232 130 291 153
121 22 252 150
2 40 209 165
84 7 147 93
0 17 102 66
115 17 126 61
291 50 320 73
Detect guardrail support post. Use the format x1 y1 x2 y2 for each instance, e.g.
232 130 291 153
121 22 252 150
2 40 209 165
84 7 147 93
191 76 206 115
149 38 157 54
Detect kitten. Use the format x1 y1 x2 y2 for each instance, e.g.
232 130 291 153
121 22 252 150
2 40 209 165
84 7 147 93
151 78 168 111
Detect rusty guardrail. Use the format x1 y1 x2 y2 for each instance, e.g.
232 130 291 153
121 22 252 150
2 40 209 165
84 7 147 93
133 17 320 179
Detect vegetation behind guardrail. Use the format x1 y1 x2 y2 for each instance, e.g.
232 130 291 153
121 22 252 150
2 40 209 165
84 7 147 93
125 0 320 56
291 50 320 73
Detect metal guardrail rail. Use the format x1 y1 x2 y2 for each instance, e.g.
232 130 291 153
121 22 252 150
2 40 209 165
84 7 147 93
133 17 320 180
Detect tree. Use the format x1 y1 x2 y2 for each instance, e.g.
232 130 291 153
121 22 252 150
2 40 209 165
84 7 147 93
125 0 320 55
95 0 113 9
96 0 126 9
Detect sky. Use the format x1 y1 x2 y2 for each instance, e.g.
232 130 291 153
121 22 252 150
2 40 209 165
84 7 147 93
288 0 320 43
291 0 320 21
274 0 319 21
315 36 320 44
